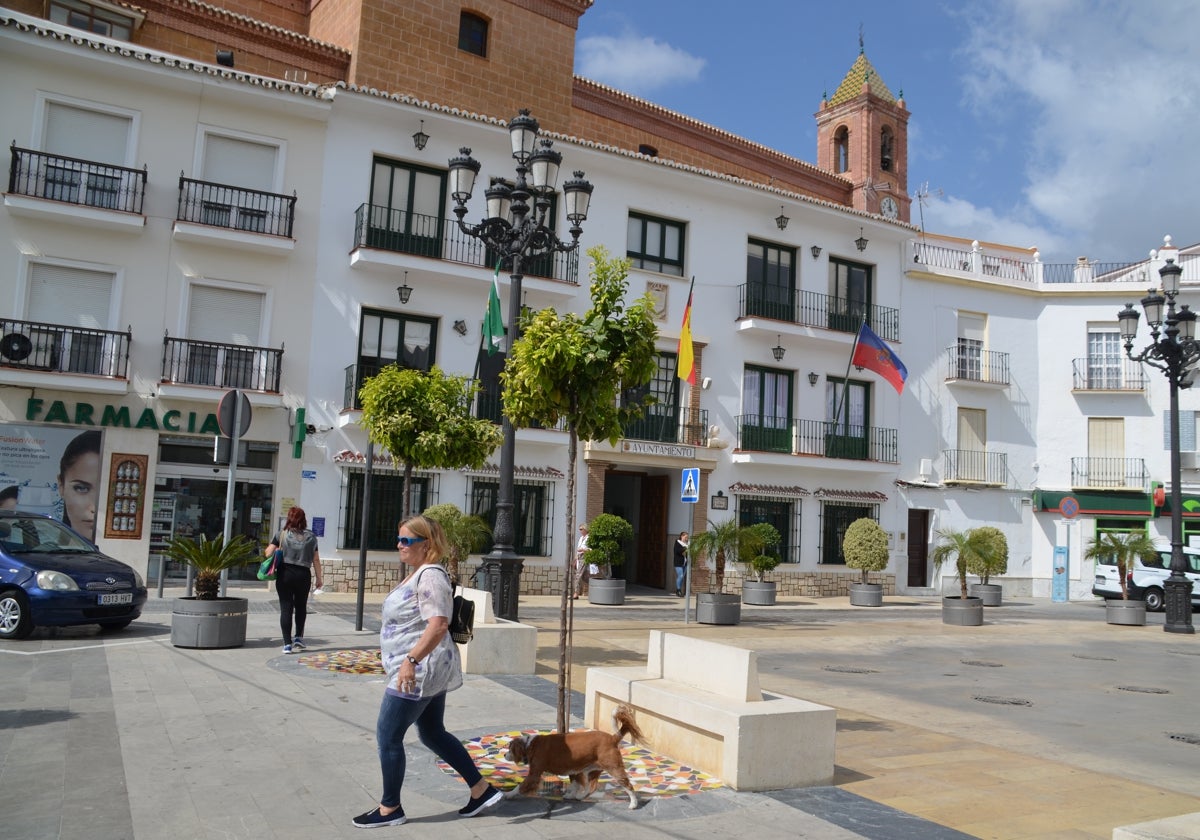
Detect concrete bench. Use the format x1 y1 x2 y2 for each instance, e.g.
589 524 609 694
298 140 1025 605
456 587 537 675
585 630 836 791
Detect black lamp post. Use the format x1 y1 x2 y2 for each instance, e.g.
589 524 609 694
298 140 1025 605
447 110 593 620
1118 257 1196 634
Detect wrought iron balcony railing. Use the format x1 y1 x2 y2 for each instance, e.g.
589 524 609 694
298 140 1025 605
736 415 898 462
177 176 296 238
0 318 131 378
622 408 709 446
1070 456 1148 489
944 341 1010 385
162 336 282 392
352 203 580 285
8 144 146 214
738 283 900 341
943 449 1008 485
1071 358 1147 391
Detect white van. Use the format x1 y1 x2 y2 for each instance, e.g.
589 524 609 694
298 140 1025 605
1091 540 1200 611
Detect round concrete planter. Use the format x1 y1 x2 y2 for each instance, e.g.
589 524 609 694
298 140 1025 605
587 578 626 605
848 582 884 607
696 592 741 625
171 597 248 649
941 596 984 626
969 583 1003 606
742 581 777 605
1105 599 1147 626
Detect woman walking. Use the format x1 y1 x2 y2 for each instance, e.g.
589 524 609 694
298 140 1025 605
264 506 322 654
352 514 501 828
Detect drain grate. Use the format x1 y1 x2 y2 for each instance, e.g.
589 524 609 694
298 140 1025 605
1117 685 1170 694
1167 733 1200 746
962 660 1003 668
973 695 1032 706
823 665 879 674
1072 653 1116 662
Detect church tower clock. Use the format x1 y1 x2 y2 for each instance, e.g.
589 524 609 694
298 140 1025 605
815 44 911 223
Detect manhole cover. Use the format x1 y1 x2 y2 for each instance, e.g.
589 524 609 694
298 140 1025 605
823 665 879 674
1117 685 1169 694
1167 733 1200 745
973 695 1032 706
1072 653 1116 661
962 660 1003 668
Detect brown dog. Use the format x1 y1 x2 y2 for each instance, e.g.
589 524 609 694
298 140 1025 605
505 704 645 809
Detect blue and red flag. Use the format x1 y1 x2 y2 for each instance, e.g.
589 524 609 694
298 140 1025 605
851 321 907 394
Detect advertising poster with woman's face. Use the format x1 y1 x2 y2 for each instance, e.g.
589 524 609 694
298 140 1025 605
0 425 104 542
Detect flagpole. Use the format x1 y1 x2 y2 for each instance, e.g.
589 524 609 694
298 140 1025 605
670 276 697 440
832 314 866 430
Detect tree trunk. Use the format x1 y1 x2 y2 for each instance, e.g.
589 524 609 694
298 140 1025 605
556 427 578 733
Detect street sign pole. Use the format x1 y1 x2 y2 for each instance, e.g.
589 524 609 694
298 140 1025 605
681 467 700 624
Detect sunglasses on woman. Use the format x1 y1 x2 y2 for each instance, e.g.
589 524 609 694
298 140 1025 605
397 535 425 547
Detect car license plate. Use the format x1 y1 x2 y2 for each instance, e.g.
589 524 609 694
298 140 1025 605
97 593 132 605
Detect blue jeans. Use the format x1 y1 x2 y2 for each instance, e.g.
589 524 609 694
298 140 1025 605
376 690 482 809
675 564 686 592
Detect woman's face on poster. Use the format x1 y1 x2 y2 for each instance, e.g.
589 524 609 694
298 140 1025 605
60 451 100 540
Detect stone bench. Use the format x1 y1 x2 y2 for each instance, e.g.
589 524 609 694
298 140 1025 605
456 587 537 675
584 630 836 791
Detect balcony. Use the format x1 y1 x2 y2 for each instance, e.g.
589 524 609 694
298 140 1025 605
1071 456 1148 490
736 415 898 462
943 449 1008 486
6 145 147 230
352 203 580 286
0 318 131 378
1071 358 1146 391
944 341 1010 386
738 284 900 341
623 409 709 446
175 176 296 249
162 336 282 393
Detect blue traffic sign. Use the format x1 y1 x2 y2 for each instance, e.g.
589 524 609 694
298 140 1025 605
681 467 700 504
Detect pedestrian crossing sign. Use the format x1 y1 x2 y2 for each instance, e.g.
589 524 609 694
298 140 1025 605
681 467 699 504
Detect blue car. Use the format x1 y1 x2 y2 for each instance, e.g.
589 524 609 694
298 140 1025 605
0 511 147 639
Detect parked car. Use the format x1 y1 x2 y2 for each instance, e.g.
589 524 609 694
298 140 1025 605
1091 539 1200 611
0 511 147 639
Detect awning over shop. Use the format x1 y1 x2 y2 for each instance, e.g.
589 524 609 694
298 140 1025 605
1154 490 1200 518
1033 489 1151 518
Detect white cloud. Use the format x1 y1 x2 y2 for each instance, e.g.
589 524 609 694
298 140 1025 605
576 33 706 96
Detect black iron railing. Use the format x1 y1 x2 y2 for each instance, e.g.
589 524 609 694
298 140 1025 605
622 409 708 446
945 341 1010 385
736 415 898 462
1071 358 1147 390
943 449 1008 485
162 336 282 392
8 144 146 214
177 175 296 238
1070 456 1147 489
738 283 900 341
0 318 131 378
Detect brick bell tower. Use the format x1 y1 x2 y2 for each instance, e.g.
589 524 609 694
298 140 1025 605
815 43 911 223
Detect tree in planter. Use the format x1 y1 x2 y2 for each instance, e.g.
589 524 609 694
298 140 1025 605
689 518 746 592
740 522 782 583
422 503 491 583
583 513 634 579
165 534 258 600
929 528 994 600
967 525 1008 586
842 517 889 584
1083 530 1158 601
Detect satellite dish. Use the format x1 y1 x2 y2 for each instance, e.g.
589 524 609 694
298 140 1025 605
0 333 33 362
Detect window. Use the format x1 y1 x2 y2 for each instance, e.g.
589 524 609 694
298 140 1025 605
37 99 134 207
367 158 447 257
880 126 894 172
954 312 985 380
201 134 279 193
826 378 869 459
738 497 795 564
49 0 135 39
820 503 877 564
358 309 436 380
185 284 266 387
741 365 792 452
956 408 986 481
25 261 116 374
622 353 680 442
828 257 872 333
458 12 488 57
627 213 685 276
834 126 849 173
1088 417 1125 487
343 472 434 550
746 239 796 321
1086 327 1122 389
469 480 552 557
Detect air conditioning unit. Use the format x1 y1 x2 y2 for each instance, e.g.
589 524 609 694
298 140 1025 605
1181 451 1200 470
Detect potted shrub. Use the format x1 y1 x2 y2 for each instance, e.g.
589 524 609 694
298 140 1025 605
167 533 258 648
740 522 781 606
967 525 1008 606
1083 531 1157 626
584 513 633 605
929 528 989 626
689 518 744 624
423 503 491 584
842 517 889 607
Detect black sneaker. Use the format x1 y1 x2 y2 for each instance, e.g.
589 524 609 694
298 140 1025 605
458 784 502 817
352 807 406 828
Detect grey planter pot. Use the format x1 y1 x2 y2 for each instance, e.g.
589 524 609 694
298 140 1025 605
742 581 777 605
171 597 249 649
587 578 626 605
969 583 1003 606
941 596 984 626
1105 599 1147 626
849 581 884 607
697 592 741 625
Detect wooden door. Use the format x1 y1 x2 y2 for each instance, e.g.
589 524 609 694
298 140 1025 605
637 475 668 588
907 508 930 587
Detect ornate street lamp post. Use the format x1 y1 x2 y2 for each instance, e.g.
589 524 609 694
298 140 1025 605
1118 258 1197 634
447 110 593 620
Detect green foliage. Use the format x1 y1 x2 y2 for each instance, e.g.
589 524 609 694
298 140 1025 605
164 534 257 600
842 518 889 584
1084 530 1158 601
583 513 634 575
930 528 995 600
689 518 745 592
966 525 1009 585
422 503 490 581
741 522 782 582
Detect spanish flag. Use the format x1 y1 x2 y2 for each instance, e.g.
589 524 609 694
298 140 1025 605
677 277 696 385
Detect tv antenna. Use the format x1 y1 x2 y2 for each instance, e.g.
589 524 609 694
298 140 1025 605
912 182 943 262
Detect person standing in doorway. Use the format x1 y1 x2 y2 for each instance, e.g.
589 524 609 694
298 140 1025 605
265 506 322 654
573 524 590 600
674 531 689 596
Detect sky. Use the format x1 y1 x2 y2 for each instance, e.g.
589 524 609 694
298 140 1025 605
574 0 1200 265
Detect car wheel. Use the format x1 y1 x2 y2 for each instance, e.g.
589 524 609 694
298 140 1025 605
0 589 34 640
1143 587 1165 612
97 619 133 633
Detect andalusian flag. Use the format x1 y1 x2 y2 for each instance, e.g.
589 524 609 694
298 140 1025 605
483 262 505 355
677 276 696 385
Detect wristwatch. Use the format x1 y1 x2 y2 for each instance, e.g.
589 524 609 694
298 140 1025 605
405 655 419 666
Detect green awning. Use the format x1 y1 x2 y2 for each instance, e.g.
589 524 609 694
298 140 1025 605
1157 492 1200 518
1033 489 1151 517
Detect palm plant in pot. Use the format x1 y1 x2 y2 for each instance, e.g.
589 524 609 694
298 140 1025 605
739 522 781 605
842 517 889 607
929 528 992 626
689 518 744 624
166 533 258 648
966 525 1008 606
584 513 633 605
1083 530 1157 626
